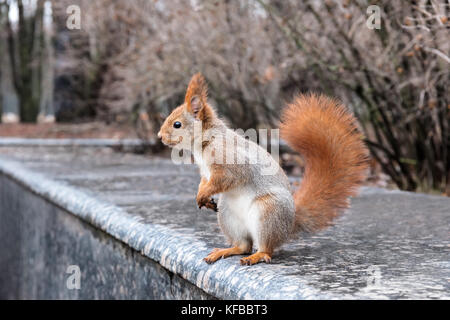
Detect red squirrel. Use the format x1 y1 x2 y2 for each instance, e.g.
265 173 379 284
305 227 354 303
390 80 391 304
158 73 369 266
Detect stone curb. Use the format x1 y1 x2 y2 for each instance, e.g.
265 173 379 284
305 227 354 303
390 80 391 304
0 138 146 147
0 156 333 299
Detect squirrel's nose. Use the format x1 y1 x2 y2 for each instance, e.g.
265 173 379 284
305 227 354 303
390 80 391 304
157 131 162 139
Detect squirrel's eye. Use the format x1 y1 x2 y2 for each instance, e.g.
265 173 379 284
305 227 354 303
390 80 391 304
173 121 182 129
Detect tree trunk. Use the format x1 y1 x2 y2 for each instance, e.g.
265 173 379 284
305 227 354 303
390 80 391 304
6 0 45 123
0 1 19 121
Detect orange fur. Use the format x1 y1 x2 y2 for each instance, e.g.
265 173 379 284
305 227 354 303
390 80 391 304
203 246 251 264
240 252 272 265
196 164 244 208
280 93 369 233
185 73 208 106
184 73 214 125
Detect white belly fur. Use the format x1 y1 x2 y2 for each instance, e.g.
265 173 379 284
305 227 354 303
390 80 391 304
194 152 211 181
221 187 262 249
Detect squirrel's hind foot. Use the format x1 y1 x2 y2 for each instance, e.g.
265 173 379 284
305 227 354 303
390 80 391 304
240 252 272 266
203 246 249 264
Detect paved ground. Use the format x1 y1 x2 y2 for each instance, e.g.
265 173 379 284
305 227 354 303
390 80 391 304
0 145 449 299
0 122 138 139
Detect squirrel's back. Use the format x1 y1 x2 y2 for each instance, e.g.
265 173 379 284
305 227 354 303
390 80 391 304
280 93 369 233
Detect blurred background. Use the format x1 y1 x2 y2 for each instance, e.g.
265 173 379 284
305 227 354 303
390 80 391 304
0 0 448 195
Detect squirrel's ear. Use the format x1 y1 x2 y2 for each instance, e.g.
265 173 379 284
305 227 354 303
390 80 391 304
185 73 208 119
190 96 203 117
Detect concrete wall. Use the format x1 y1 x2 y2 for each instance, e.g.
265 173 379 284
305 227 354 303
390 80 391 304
0 174 212 299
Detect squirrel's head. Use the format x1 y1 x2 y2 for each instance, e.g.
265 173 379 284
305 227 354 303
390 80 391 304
158 73 216 149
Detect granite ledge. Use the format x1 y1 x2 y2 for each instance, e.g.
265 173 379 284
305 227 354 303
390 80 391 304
0 157 329 299
0 144 448 300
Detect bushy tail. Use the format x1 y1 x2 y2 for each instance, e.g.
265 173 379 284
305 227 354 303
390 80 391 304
280 94 369 233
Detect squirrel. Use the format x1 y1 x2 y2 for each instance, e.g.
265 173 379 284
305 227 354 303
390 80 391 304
158 73 369 266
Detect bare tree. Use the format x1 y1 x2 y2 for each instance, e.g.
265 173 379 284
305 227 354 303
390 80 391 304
53 0 449 194
2 0 53 122
256 0 449 193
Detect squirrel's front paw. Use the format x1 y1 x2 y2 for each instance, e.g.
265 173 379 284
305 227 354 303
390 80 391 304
196 195 218 212
196 194 209 209
204 198 218 212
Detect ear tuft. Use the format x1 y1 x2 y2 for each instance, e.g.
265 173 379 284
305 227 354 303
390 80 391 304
185 73 208 117
190 96 202 116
